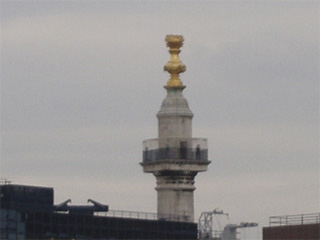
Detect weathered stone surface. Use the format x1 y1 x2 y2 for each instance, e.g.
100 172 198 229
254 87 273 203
141 36 210 223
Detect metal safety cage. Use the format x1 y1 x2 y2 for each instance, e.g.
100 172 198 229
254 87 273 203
143 138 208 162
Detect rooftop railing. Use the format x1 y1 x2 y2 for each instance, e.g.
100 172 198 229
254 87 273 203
95 209 191 222
143 138 208 162
269 213 320 226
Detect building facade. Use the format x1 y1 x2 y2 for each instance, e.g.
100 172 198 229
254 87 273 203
0 184 197 240
263 213 320 240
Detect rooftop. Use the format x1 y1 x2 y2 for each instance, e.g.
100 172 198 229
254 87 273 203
269 213 320 226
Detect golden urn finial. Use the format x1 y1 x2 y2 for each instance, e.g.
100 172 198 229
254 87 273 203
164 35 186 87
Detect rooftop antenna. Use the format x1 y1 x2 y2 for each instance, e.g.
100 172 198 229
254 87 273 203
198 209 258 240
198 208 229 240
0 178 12 185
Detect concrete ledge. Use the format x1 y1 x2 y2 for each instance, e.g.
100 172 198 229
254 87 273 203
140 160 211 173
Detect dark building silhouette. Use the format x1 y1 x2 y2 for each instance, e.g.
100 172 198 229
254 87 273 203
0 184 197 240
263 213 320 240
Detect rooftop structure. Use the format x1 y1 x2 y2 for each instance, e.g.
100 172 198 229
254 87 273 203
198 209 258 240
263 213 320 240
0 183 197 239
141 35 211 222
268 213 320 226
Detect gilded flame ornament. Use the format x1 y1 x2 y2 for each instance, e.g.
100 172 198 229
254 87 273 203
164 35 186 87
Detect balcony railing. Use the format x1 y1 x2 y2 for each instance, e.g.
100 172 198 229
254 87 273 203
269 213 320 226
143 138 208 162
95 209 191 222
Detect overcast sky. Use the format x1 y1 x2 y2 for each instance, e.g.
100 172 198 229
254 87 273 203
1 1 319 239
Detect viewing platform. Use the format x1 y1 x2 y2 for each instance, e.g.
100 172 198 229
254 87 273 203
142 138 209 162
